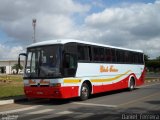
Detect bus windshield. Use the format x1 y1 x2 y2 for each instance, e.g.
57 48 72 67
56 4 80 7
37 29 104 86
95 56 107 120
25 45 61 78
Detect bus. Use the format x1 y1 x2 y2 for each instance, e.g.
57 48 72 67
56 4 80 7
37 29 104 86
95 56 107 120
18 39 145 100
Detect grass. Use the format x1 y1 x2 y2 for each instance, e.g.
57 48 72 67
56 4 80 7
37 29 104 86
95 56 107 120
0 85 24 99
0 75 24 99
0 75 22 82
145 78 160 80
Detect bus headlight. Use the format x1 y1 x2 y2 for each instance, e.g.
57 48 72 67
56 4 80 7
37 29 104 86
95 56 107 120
24 83 29 86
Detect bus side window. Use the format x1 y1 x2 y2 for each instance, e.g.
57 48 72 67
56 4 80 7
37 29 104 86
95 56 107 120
77 45 90 61
111 48 116 63
105 48 111 62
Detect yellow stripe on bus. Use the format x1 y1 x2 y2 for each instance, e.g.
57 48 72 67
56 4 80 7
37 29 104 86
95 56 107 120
91 70 132 83
63 70 131 84
64 79 81 83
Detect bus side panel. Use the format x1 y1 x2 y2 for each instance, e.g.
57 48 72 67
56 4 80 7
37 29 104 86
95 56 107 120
92 75 129 94
92 85 104 93
102 83 116 92
60 86 79 98
136 68 145 86
111 75 129 90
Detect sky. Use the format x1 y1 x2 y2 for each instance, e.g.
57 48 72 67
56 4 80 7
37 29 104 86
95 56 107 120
0 0 159 60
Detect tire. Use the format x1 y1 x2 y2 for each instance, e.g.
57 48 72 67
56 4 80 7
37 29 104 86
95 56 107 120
80 83 89 101
128 78 135 91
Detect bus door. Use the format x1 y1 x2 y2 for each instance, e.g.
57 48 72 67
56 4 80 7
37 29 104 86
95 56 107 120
63 53 77 77
63 43 77 77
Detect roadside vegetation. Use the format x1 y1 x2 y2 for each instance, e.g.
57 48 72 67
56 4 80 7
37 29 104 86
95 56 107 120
0 75 24 99
12 63 23 74
145 55 160 73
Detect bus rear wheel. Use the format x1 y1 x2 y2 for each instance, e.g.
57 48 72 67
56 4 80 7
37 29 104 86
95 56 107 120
80 83 89 101
128 78 135 91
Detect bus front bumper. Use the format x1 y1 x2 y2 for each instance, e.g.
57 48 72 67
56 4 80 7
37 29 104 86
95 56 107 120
24 86 79 99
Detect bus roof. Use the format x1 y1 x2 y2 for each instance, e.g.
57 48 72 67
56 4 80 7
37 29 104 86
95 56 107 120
28 39 143 53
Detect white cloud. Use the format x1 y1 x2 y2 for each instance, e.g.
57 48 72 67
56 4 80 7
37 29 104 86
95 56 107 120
80 1 160 58
0 0 90 59
0 0 90 41
0 44 24 60
37 14 74 40
0 0 160 59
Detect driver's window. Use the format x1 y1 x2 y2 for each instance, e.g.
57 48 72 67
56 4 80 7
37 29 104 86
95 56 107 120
64 54 70 68
70 55 76 68
64 54 76 69
63 53 77 77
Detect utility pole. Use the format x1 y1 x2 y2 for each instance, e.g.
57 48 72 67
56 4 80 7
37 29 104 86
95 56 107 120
32 19 36 43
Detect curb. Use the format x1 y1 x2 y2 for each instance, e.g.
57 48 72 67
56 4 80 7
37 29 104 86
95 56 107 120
0 99 14 105
0 97 27 106
145 79 160 83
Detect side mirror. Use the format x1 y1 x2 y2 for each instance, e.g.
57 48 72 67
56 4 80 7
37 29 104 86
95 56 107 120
18 56 20 67
18 53 27 67
19 53 27 57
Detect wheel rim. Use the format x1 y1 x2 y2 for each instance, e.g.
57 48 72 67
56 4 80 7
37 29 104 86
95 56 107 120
81 86 88 97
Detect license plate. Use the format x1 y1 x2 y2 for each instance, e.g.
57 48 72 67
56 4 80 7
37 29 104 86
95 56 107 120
37 92 43 94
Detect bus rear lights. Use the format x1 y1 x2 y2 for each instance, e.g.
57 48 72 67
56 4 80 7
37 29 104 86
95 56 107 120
50 83 61 87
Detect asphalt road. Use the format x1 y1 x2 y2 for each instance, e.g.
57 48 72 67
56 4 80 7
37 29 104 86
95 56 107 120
0 81 160 120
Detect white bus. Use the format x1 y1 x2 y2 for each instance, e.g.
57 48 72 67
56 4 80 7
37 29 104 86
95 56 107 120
19 39 145 100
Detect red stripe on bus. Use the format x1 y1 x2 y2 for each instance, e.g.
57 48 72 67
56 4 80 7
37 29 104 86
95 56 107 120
24 70 145 99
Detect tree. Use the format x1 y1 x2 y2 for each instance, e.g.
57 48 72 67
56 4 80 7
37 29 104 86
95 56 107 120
12 64 23 74
144 54 150 62
145 60 160 72
156 56 160 61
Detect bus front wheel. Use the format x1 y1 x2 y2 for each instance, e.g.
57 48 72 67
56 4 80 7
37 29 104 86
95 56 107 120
80 83 89 101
